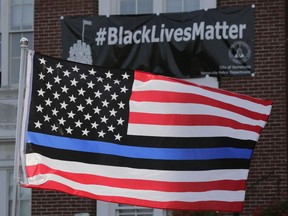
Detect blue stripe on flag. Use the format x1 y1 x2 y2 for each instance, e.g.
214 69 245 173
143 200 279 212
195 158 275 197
26 131 253 160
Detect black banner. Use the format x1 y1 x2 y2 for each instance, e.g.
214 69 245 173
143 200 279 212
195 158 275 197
61 5 254 78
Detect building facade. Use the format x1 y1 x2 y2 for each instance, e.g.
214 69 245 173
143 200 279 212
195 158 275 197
0 0 287 215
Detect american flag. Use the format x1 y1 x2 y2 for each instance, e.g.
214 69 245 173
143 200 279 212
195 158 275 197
22 51 272 212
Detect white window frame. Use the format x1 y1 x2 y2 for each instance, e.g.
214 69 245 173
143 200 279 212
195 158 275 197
97 0 217 215
0 0 34 88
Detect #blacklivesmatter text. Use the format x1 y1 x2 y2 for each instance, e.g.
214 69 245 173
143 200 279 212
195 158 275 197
95 21 246 46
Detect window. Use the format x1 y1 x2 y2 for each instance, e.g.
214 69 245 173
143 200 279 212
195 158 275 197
8 170 31 216
0 158 31 216
116 204 154 216
97 0 217 215
99 0 216 15
119 0 153 14
97 201 163 216
0 0 34 87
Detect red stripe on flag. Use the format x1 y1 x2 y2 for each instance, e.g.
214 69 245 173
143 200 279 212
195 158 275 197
128 112 262 133
23 180 244 212
26 164 247 192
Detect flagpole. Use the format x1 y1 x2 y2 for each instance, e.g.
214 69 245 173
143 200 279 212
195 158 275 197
12 37 29 216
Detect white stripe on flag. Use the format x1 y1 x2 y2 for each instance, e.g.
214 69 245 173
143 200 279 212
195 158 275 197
127 124 260 141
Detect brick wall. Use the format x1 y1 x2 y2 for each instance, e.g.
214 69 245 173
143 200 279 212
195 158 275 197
32 189 96 215
34 0 287 215
33 1 98 215
218 0 287 215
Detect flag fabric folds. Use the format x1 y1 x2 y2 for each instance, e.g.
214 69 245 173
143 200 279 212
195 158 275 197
21 51 272 212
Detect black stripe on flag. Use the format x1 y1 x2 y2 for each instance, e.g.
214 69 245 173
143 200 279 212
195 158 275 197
26 143 251 171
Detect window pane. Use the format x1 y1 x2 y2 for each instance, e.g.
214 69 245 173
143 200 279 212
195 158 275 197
23 5 33 29
166 0 182 12
12 0 21 4
120 0 136 14
20 185 31 199
166 0 200 12
11 58 20 84
11 5 22 30
138 0 153 14
184 0 200 11
117 204 153 216
11 34 21 57
11 1 34 30
23 0 33 3
20 200 32 216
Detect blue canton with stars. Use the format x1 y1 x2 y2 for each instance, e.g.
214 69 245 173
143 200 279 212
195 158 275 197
28 52 134 143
